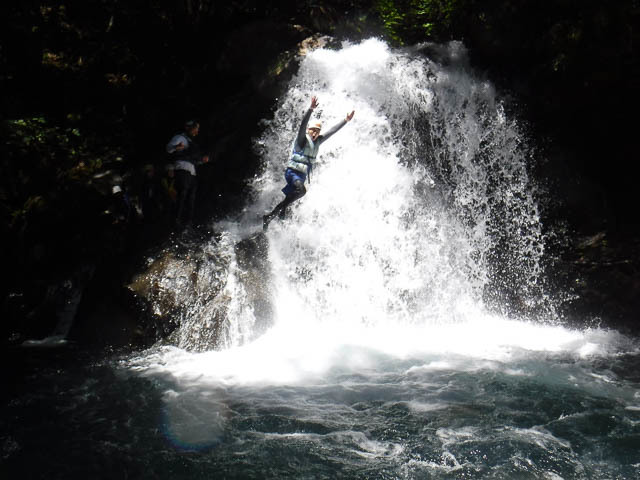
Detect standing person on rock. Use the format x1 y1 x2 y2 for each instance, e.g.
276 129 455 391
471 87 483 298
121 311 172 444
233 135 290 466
263 96 355 230
166 120 209 229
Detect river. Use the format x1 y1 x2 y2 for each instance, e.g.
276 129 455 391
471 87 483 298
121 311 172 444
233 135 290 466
3 38 639 479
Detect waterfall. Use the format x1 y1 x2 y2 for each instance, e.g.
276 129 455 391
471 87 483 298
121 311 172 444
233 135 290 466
251 40 550 323
10 38 639 480
166 38 555 351
116 41 639 477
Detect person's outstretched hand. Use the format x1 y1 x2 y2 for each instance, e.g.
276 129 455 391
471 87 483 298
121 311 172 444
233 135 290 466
346 110 355 122
310 96 319 110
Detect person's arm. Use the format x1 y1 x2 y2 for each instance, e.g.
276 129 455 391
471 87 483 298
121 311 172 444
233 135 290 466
190 137 210 165
318 110 355 145
195 151 210 165
294 96 319 149
166 134 187 154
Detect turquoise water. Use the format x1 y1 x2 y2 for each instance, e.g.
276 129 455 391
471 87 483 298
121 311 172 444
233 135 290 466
4 327 640 479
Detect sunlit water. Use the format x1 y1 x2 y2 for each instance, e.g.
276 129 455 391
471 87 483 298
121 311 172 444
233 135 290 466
4 39 640 479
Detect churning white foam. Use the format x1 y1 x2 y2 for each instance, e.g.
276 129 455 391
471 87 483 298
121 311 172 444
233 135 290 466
145 39 631 377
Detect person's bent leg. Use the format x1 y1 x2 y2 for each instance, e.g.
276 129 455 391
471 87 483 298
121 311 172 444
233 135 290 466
263 196 287 229
264 170 307 230
185 175 197 226
175 170 190 227
278 179 306 219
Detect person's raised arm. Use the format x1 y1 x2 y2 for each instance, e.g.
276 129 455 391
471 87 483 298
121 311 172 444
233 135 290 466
318 110 355 144
295 96 318 148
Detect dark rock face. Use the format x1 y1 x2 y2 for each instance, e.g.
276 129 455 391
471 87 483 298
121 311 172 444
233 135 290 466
235 232 274 339
558 232 640 335
125 232 233 351
119 232 275 352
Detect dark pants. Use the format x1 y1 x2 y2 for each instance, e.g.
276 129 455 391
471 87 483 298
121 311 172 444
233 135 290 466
264 169 307 228
175 170 197 227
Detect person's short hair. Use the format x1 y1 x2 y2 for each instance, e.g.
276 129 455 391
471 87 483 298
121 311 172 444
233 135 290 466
184 120 199 130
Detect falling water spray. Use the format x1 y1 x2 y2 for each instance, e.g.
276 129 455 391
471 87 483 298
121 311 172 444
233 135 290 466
163 38 555 351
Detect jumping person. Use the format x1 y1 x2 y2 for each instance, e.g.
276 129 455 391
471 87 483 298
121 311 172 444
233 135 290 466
166 120 209 229
263 96 355 230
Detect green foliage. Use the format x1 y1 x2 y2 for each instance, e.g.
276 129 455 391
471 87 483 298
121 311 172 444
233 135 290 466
6 116 87 180
1 116 120 229
375 0 463 44
376 0 406 43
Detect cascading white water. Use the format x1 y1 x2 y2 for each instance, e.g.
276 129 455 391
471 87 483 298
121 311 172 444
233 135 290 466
118 39 640 478
164 39 555 351
228 38 552 339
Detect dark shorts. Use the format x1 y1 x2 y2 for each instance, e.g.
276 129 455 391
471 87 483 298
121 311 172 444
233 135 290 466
282 168 307 196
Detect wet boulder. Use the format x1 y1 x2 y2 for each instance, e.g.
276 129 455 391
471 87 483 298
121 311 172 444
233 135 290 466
127 236 232 350
234 232 274 339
